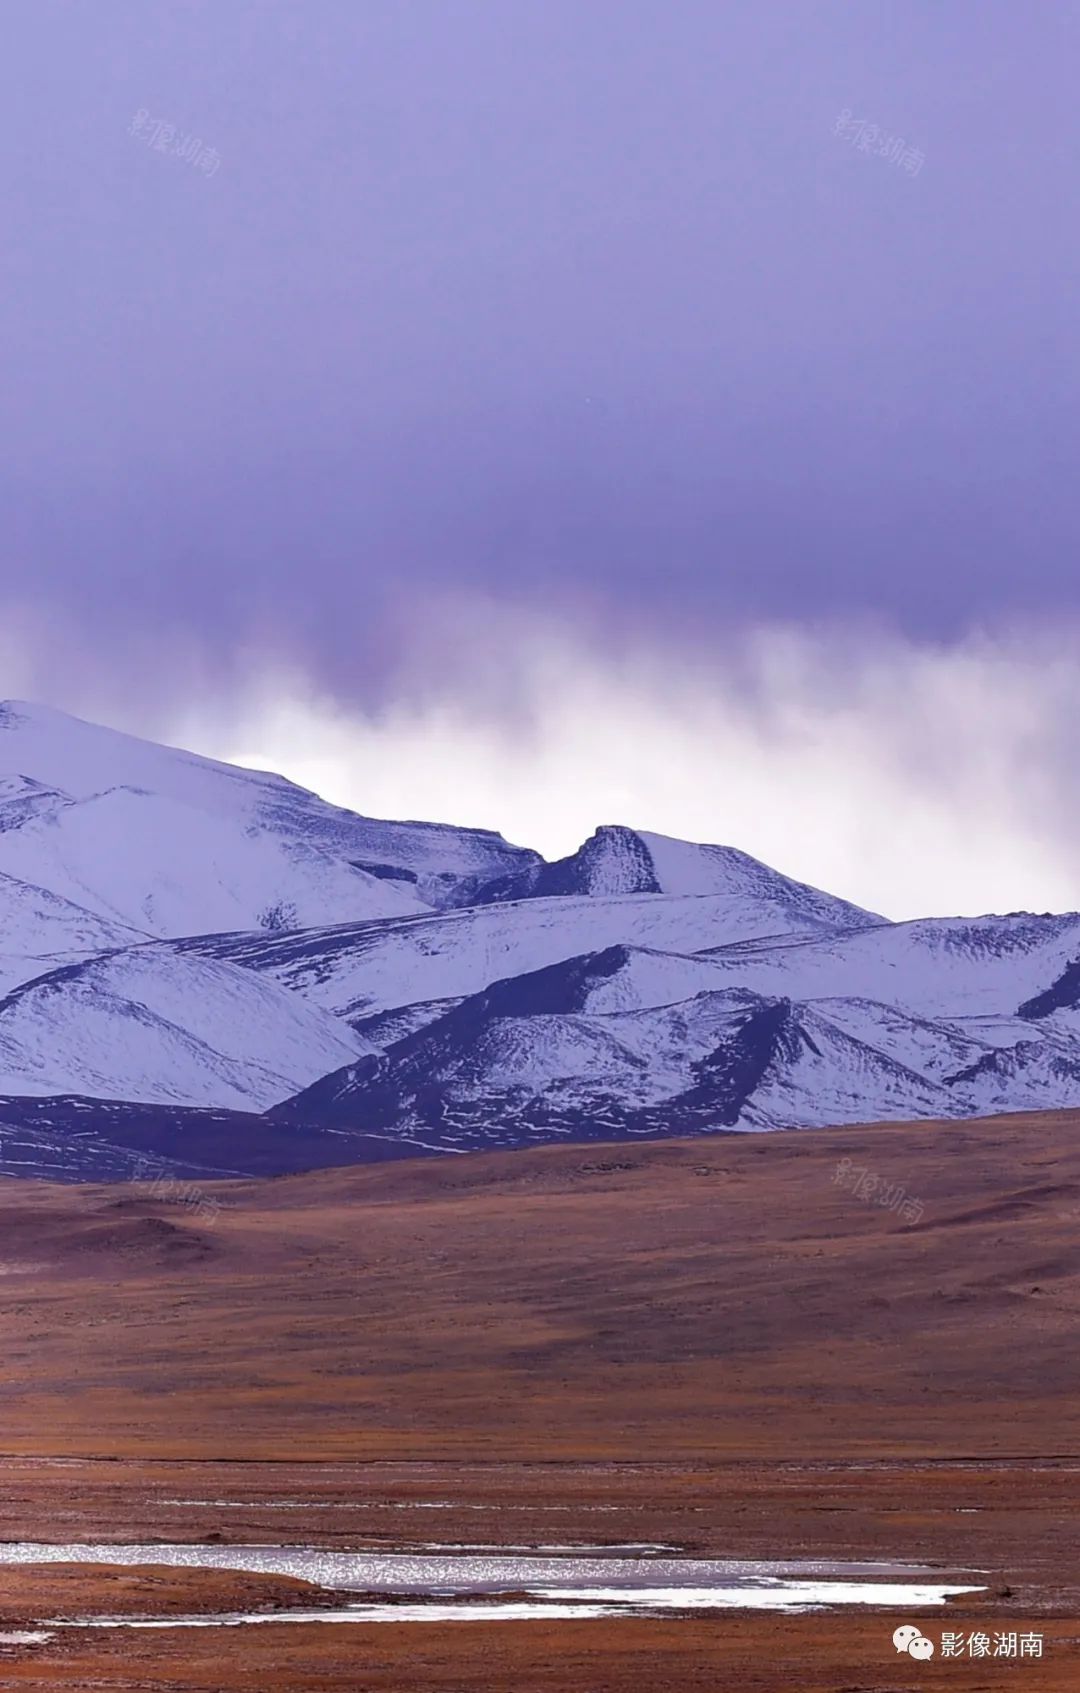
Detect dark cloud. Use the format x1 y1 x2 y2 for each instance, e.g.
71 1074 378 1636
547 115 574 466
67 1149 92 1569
2 0 1077 717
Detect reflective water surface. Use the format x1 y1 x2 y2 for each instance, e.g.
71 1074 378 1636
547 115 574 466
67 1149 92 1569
0 1541 983 1621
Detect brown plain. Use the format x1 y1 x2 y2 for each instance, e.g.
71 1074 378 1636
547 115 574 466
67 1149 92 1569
1 1107 1079 1688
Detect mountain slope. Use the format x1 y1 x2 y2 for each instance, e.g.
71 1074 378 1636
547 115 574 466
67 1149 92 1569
274 973 963 1148
0 701 538 937
0 782 433 938
274 928 1080 1151
696 912 1080 1020
0 1095 438 1182
0 948 366 1111
0 871 148 993
181 885 884 1028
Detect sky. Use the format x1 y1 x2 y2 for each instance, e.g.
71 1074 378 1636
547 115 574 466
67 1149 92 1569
2 1 1077 917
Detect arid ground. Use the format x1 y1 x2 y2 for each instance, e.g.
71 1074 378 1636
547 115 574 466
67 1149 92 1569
1 1109 1079 1688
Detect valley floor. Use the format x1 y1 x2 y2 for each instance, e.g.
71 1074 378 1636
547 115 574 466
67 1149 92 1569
1 1110 1079 1687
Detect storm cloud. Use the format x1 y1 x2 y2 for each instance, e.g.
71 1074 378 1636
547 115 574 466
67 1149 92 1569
3 1 1077 698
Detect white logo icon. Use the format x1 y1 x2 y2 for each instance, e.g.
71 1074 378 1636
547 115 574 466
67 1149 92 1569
893 1625 935 1658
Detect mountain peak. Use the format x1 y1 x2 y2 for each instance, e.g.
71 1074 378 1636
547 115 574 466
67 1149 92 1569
474 820 880 930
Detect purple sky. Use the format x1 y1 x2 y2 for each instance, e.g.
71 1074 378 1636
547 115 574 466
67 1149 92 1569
2 0 1077 716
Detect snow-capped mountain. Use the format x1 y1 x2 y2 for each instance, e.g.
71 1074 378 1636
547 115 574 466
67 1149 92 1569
0 871 146 994
473 824 880 929
694 912 1080 1020
178 877 880 1030
3 700 1080 1178
0 946 366 1110
272 945 1080 1151
0 701 538 967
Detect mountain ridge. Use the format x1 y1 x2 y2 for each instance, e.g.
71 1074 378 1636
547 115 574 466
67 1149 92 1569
1 701 1079 1175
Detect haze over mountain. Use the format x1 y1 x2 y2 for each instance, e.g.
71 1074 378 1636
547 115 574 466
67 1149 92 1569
2 701 1080 1180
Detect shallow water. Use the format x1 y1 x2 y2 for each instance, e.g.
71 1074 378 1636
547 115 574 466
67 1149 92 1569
58 1604 641 1625
160 1498 625 1512
412 1543 680 1554
0 1541 984 1618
